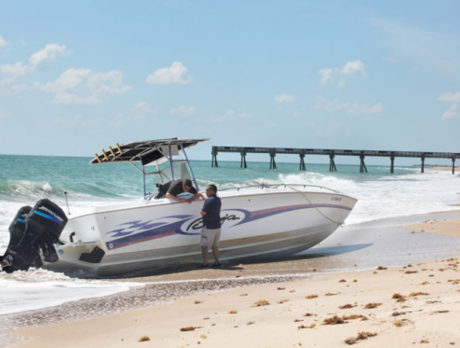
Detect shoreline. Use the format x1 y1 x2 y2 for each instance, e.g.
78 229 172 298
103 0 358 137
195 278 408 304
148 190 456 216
4 211 460 347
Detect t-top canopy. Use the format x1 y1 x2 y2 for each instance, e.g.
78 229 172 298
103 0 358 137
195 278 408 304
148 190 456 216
91 138 208 166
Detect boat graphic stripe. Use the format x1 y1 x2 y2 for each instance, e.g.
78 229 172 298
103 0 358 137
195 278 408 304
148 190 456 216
235 203 351 226
108 229 177 250
33 210 61 223
250 204 313 216
105 203 351 250
105 216 196 250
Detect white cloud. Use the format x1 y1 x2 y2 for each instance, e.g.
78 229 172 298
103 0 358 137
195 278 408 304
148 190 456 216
29 44 69 66
319 60 367 87
438 92 460 103
441 104 460 120
274 93 296 103
0 62 30 77
170 105 197 116
341 60 366 76
438 91 460 120
318 68 333 85
0 35 8 48
0 43 69 84
316 96 383 115
37 68 132 104
146 61 191 85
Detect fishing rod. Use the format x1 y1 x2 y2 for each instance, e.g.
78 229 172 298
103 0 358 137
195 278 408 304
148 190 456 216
64 191 71 216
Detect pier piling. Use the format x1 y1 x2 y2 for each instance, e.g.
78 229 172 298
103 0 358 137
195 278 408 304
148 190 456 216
211 148 218 167
329 153 337 172
299 153 306 171
359 153 368 173
240 151 247 168
269 150 277 169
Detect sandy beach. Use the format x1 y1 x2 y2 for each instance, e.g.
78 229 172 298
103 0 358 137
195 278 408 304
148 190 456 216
6 214 460 348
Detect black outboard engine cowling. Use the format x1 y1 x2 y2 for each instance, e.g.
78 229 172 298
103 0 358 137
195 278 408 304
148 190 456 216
0 206 32 273
7 206 32 249
1 199 68 273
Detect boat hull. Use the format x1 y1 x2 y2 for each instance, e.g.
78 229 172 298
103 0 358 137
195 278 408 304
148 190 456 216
47 188 357 276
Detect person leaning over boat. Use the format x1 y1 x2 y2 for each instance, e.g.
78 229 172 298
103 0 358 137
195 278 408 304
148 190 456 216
165 179 203 203
200 184 222 267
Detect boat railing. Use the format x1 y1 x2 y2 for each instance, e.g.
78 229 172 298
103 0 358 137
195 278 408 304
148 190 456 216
216 183 342 194
146 183 342 201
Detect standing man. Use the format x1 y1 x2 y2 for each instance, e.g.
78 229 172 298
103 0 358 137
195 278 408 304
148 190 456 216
200 184 222 267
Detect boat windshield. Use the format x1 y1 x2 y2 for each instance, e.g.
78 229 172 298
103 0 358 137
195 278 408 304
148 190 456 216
153 160 191 185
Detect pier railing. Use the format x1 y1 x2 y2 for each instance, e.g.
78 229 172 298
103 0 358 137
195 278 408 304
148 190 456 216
211 146 460 174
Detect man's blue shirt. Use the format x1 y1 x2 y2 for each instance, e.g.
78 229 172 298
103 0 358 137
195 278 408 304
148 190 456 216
202 195 221 229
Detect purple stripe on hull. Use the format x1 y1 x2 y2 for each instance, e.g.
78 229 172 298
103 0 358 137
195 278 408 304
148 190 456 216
108 229 176 250
105 203 352 250
237 203 350 226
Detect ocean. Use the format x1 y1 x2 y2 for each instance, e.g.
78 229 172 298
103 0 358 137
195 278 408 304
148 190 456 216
1 154 459 316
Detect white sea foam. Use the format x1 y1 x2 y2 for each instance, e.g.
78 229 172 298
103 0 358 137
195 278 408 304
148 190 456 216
278 169 460 224
0 268 142 315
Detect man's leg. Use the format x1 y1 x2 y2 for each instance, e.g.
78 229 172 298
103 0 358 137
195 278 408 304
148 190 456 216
212 246 220 265
201 246 209 266
200 228 209 266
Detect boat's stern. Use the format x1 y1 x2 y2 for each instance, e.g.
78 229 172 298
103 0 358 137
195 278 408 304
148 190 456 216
48 212 107 274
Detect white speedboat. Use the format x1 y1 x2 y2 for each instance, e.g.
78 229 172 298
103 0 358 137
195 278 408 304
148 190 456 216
2 138 357 276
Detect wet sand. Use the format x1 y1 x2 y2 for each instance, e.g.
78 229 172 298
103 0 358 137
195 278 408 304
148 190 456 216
4 211 460 347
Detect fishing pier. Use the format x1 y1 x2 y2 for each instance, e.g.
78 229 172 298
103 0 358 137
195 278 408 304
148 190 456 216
211 146 460 174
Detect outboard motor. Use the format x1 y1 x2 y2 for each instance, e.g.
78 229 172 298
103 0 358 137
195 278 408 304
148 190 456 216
0 206 32 273
1 199 68 273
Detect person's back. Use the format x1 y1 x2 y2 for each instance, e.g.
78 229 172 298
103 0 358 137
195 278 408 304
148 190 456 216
202 195 221 229
164 179 200 203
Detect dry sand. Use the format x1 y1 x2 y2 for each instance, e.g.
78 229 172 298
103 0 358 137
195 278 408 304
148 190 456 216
7 218 460 348
429 166 459 172
408 217 460 238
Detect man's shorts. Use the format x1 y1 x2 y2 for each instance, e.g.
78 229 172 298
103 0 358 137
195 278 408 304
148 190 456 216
200 227 221 248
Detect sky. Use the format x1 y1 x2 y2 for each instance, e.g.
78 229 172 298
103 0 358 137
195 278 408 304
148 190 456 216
1 0 460 162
